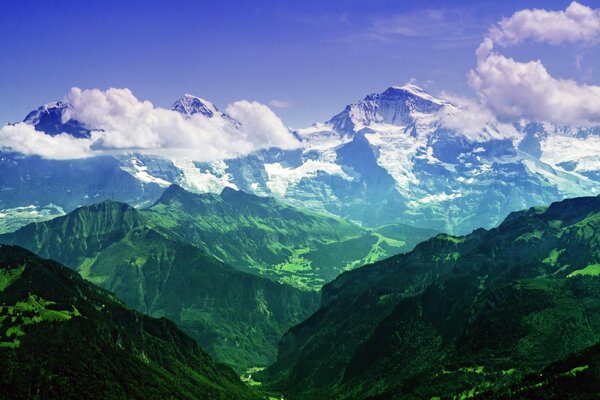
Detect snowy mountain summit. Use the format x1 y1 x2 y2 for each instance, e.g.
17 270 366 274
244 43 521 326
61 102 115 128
23 101 90 138
328 84 446 133
171 94 241 127
171 94 221 118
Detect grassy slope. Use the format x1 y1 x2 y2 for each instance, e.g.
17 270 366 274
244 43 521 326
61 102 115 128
0 245 260 400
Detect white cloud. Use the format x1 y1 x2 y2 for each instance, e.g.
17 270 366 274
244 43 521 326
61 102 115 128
490 1 600 46
438 94 519 141
268 99 292 108
438 95 497 137
470 2 600 126
225 100 298 149
0 87 299 160
0 123 93 159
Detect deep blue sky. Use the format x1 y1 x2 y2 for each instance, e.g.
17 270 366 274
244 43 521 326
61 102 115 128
0 0 590 127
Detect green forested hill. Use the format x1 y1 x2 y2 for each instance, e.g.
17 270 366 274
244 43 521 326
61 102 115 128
0 245 260 400
262 196 600 399
144 185 437 289
0 200 319 370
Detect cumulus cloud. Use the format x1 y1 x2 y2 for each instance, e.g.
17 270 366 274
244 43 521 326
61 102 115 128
489 1 600 46
0 123 94 159
0 87 299 160
225 100 295 147
470 2 600 126
438 94 519 141
439 95 496 137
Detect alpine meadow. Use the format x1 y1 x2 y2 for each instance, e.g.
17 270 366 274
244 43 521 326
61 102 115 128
1 1 600 399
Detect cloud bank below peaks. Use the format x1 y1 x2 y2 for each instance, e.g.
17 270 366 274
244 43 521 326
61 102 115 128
0 87 299 160
469 1 600 126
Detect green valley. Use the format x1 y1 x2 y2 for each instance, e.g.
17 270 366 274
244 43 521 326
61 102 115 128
144 185 437 289
0 185 437 369
0 199 319 371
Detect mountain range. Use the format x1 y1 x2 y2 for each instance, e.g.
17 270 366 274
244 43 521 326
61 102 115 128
0 197 319 371
0 184 436 370
1 83 600 399
2 192 598 399
2 84 598 235
144 184 436 288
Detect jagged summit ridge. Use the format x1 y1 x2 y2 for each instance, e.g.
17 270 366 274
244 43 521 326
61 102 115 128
171 93 241 127
5 83 600 236
327 83 445 133
171 94 220 118
384 83 444 105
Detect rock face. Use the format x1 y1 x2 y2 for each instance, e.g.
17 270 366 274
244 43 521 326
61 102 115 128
4 84 599 234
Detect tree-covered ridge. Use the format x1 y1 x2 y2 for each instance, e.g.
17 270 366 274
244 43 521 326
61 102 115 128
262 195 600 399
0 199 319 371
478 340 600 399
0 245 261 400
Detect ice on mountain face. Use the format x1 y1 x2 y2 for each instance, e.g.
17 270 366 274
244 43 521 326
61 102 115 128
540 135 600 175
364 124 423 194
296 123 350 150
406 192 463 208
390 83 444 104
125 156 171 187
117 154 240 194
264 159 352 196
523 159 597 196
272 147 351 196
171 158 238 193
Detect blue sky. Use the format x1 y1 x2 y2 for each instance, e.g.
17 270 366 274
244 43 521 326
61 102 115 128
0 0 593 127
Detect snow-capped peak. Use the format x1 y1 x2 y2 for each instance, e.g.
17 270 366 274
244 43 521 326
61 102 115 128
21 101 91 138
23 101 71 126
327 83 445 133
171 94 221 118
384 84 444 105
171 94 242 128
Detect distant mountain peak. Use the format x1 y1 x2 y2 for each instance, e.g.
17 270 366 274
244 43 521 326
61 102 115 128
171 94 220 118
22 101 91 138
23 101 71 125
327 83 445 132
383 83 443 105
171 94 241 127
219 186 262 203
155 183 188 201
